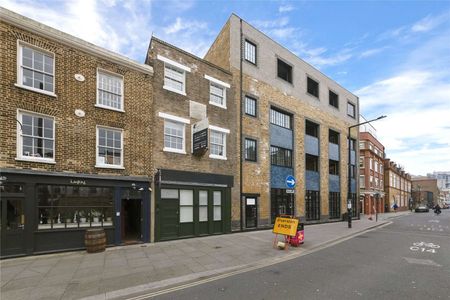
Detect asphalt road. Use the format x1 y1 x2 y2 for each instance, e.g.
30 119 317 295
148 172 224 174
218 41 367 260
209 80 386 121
149 210 450 300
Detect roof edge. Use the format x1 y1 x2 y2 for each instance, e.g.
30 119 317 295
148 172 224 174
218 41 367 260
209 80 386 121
0 7 153 75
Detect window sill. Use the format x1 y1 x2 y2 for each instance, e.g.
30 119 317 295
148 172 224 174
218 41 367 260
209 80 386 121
15 157 56 164
163 85 186 96
95 164 125 170
209 101 227 109
14 83 57 98
306 92 319 100
209 154 227 160
94 104 125 113
163 148 186 154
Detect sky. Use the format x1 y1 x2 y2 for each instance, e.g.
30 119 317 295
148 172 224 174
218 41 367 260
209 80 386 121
2 0 449 176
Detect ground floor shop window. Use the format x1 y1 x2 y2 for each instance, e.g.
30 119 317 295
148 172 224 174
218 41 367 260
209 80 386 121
36 185 114 230
306 190 320 221
213 191 222 221
180 190 193 223
271 189 294 224
199 191 208 222
329 192 340 219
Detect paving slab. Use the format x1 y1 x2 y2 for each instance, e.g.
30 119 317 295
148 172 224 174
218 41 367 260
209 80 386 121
0 212 410 300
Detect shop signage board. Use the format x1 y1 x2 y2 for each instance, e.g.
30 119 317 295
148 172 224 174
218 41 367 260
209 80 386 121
192 118 209 155
273 217 298 237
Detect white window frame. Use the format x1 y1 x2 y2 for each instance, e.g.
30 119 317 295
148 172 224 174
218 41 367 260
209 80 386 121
157 55 190 96
16 40 56 97
16 110 56 164
360 175 365 188
96 68 124 112
159 112 190 154
205 74 230 109
96 126 124 169
209 125 229 160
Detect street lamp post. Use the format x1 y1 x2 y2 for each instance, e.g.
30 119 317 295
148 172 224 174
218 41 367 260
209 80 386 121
347 115 386 228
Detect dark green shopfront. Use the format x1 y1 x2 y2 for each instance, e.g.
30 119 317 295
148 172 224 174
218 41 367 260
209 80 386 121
0 169 150 258
155 169 233 241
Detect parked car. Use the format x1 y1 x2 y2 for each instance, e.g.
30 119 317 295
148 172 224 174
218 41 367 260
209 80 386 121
415 206 429 213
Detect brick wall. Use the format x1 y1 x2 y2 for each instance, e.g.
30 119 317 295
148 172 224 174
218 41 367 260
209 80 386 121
0 21 153 178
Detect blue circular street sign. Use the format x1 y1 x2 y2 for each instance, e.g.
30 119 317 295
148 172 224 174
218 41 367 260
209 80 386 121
286 175 296 188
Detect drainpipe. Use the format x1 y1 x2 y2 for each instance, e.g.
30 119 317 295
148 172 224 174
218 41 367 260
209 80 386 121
239 18 244 231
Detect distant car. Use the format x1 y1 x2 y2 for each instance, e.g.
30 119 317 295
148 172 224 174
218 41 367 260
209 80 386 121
415 206 429 213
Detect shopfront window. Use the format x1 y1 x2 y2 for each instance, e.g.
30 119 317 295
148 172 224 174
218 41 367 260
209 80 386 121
213 191 222 221
179 190 193 223
37 185 114 230
199 190 208 222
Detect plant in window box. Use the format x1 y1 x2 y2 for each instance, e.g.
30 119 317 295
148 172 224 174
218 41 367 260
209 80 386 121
77 210 87 223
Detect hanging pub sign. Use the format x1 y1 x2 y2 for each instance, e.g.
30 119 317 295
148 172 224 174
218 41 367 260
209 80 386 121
192 118 209 156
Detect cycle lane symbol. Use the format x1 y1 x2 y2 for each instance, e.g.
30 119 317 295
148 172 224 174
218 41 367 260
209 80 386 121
409 242 440 254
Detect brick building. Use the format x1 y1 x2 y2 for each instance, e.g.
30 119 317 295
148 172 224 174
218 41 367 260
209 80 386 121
145 38 238 241
359 120 385 215
0 8 153 257
204 14 360 228
383 159 412 211
411 177 439 208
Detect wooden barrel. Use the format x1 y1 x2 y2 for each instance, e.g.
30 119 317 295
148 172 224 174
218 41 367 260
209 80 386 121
84 228 106 253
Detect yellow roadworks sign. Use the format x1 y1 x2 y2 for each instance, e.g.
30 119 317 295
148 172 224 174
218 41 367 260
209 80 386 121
273 217 298 236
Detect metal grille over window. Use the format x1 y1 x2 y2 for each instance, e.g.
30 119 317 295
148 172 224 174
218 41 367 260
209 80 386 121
245 96 257 117
244 40 256 64
270 146 292 167
164 64 184 92
270 108 291 129
329 192 340 219
164 120 184 150
98 71 123 110
97 127 122 166
210 130 225 157
21 45 54 92
306 190 320 221
245 138 257 161
210 83 225 106
20 112 54 159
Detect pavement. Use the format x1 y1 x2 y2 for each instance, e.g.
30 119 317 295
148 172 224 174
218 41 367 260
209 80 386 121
0 211 410 300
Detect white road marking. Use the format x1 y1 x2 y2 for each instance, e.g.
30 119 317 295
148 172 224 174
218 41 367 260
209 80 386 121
403 257 442 267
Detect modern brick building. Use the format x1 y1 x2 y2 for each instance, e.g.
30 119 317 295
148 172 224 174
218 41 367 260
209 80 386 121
205 14 360 229
359 119 386 215
145 37 238 241
383 159 411 211
0 8 153 257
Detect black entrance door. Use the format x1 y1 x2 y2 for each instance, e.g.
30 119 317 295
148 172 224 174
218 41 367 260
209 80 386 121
245 197 257 228
121 199 142 243
1 186 26 257
160 198 179 240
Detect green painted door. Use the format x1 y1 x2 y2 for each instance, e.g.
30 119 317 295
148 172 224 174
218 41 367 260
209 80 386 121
159 198 179 240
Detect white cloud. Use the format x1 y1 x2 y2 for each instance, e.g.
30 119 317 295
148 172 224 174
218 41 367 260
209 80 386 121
252 17 290 29
411 13 448 33
358 47 387 58
356 69 450 175
279 4 294 13
164 17 207 35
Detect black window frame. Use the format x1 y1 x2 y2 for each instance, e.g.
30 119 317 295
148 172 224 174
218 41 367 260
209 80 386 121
244 39 257 65
244 138 257 162
305 120 319 137
329 192 340 219
270 146 293 168
305 154 319 172
307 77 319 98
347 102 356 118
329 159 339 175
244 95 257 117
329 90 339 108
329 129 339 144
305 190 320 221
277 58 292 83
